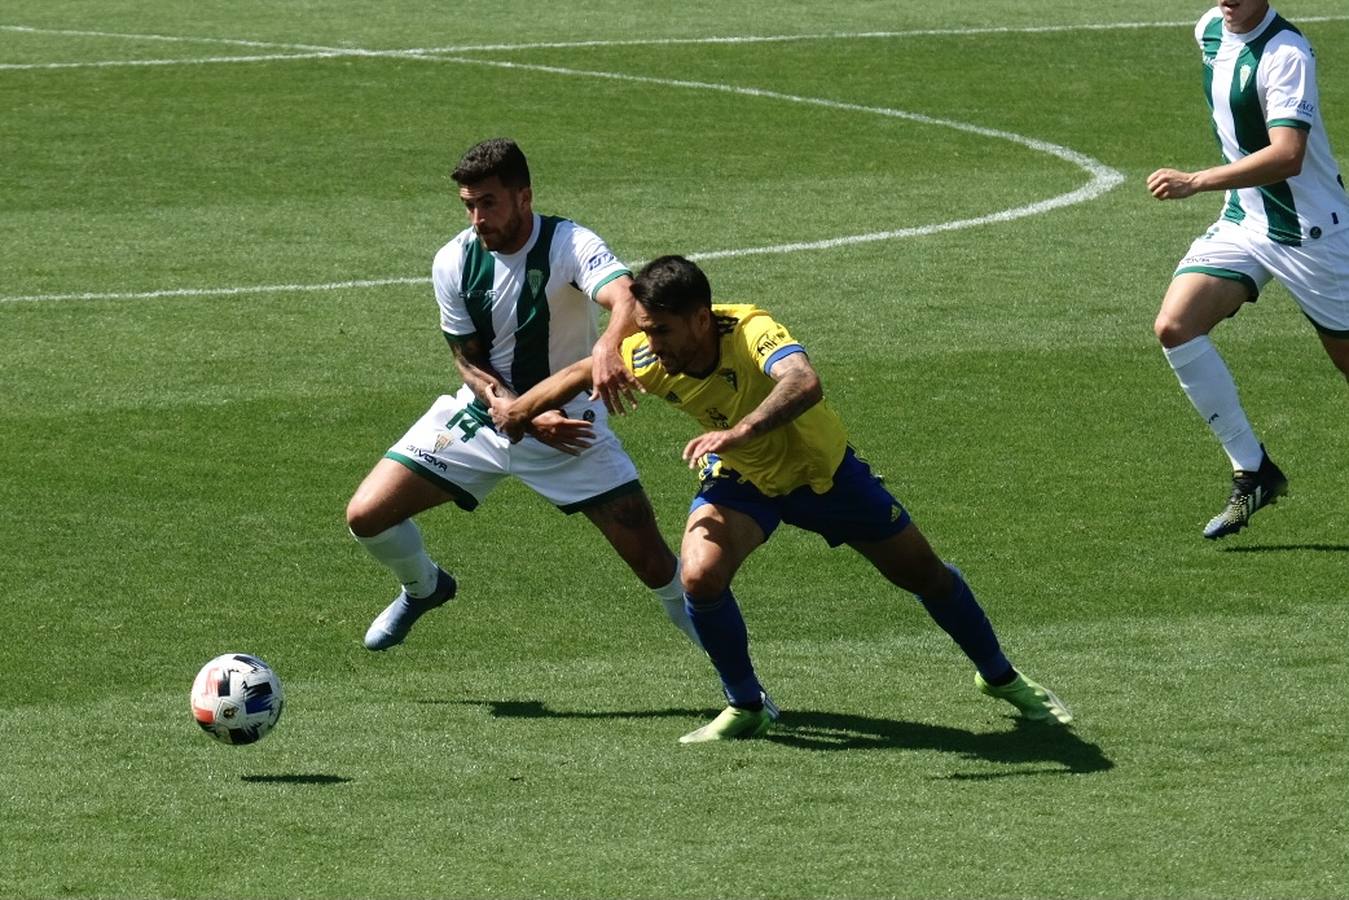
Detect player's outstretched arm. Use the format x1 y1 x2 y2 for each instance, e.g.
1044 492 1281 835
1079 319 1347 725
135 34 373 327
491 357 597 444
591 276 644 415
681 352 823 466
1147 125 1307 200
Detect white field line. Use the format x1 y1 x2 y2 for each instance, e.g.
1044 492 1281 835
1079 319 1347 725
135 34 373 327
0 52 351 71
417 55 1126 263
1 278 427 305
0 19 1157 303
4 17 1349 57
406 16 1349 52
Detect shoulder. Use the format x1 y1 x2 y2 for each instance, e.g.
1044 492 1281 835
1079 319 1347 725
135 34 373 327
1195 8 1221 45
621 332 663 384
712 303 762 334
548 215 620 261
432 228 477 274
546 216 603 254
1264 19 1313 61
715 304 790 340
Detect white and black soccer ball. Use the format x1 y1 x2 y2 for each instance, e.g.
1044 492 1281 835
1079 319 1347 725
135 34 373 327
190 653 284 745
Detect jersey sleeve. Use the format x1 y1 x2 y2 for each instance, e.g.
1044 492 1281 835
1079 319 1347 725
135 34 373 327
555 221 632 301
621 331 666 395
738 311 804 374
1262 39 1317 130
432 240 474 341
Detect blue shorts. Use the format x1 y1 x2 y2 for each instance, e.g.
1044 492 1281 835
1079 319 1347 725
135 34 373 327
689 447 912 547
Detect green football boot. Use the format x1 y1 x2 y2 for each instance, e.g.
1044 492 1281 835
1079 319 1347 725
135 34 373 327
976 671 1073 724
679 694 779 744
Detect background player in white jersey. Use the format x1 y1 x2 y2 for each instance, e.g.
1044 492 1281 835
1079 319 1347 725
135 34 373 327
345 138 697 650
1148 0 1349 539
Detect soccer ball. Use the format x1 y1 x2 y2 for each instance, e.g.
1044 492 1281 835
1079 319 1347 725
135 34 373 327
190 653 285 745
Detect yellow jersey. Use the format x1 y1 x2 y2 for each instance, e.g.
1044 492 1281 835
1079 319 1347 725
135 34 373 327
621 304 848 496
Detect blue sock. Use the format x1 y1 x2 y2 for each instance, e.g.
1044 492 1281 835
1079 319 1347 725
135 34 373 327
917 564 1013 682
684 589 764 708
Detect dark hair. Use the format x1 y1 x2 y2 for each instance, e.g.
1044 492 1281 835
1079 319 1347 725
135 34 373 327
452 138 531 189
631 255 712 315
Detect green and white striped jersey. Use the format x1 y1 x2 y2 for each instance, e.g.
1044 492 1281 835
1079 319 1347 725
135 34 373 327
432 213 631 399
1197 5 1347 245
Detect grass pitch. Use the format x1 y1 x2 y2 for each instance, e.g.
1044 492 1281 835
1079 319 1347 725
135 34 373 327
3 3 1348 898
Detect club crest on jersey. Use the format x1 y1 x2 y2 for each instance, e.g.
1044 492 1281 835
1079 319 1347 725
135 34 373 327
527 269 544 297
718 370 737 390
1239 64 1253 91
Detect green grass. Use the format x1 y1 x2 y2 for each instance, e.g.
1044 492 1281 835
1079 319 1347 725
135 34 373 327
3 4 1349 898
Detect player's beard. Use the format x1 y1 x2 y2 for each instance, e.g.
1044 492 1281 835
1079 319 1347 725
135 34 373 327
476 205 528 252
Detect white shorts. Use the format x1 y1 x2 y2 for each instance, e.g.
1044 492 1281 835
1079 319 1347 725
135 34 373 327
385 386 641 513
1175 218 1349 336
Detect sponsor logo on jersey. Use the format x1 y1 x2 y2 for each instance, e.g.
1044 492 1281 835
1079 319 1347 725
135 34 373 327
462 289 496 304
406 444 450 471
706 407 730 429
1297 100 1316 116
755 334 781 357
585 250 617 272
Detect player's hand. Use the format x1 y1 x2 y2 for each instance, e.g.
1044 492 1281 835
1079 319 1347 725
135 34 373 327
527 409 595 456
590 342 642 415
1146 168 1199 200
487 387 529 443
682 426 749 468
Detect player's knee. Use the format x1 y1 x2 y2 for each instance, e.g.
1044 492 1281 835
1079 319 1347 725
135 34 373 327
1153 312 1191 348
634 550 677 590
345 496 389 538
911 558 954 600
680 566 729 605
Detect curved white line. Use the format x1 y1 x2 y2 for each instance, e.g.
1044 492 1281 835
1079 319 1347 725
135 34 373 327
409 55 1127 260
0 22 1129 303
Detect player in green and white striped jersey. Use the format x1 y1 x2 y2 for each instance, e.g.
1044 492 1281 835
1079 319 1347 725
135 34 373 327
346 139 699 652
1148 0 1349 539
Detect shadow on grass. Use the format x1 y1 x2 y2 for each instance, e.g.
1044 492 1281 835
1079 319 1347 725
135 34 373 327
240 774 352 785
1219 543 1349 553
445 699 1113 777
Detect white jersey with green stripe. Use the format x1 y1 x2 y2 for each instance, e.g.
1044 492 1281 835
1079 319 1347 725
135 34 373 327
1197 6 1348 245
432 213 631 399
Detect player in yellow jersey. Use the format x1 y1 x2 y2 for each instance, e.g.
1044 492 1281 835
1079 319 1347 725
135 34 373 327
493 256 1072 742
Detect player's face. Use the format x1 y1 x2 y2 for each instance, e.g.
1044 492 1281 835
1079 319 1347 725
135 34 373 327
1219 0 1269 33
459 176 533 253
634 304 717 376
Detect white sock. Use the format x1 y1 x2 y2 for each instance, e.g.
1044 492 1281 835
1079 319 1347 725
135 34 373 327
351 520 442 598
653 559 702 649
1163 336 1265 471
